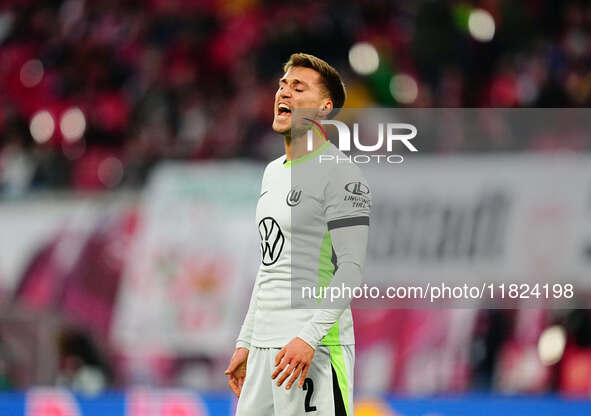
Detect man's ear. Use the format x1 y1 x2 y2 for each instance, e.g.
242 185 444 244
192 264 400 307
319 99 333 119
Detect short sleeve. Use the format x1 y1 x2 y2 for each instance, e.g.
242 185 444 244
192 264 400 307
324 164 371 230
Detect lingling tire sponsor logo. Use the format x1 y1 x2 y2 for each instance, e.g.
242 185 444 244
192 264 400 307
345 181 370 196
344 181 371 208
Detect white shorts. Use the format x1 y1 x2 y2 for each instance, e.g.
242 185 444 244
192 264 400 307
235 345 354 416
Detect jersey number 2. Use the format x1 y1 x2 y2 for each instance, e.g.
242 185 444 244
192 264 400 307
303 378 317 412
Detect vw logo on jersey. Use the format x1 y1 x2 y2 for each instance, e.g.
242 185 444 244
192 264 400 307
345 181 370 196
258 217 285 265
286 188 302 207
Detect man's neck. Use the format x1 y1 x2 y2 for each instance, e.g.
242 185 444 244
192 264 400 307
284 132 325 161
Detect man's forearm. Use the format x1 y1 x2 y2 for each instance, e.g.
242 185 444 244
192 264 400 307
297 224 368 349
235 277 260 349
297 261 362 348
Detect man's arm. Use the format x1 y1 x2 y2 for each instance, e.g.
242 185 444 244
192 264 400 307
235 276 259 349
225 266 260 397
234 165 267 349
272 224 369 389
297 223 368 347
226 166 267 396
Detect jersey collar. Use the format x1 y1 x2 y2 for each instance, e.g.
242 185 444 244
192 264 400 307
284 141 330 168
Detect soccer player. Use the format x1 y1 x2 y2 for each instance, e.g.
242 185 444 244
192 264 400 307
225 53 371 415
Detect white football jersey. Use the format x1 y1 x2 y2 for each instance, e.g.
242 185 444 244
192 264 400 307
237 141 371 348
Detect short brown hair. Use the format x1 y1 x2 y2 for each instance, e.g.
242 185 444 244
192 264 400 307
283 53 346 116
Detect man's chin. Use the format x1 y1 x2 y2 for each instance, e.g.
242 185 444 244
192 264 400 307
272 120 291 135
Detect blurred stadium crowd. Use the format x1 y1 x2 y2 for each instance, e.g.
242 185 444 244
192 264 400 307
1 0 591 195
1 0 591 400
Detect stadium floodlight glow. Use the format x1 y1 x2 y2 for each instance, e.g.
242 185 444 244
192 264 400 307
390 74 418 104
98 156 124 188
349 42 380 75
29 110 55 143
468 9 495 42
60 107 86 142
20 59 44 88
538 325 566 366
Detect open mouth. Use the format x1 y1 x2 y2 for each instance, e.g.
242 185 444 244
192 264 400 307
277 103 292 118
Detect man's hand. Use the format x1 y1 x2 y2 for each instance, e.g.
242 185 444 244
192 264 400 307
272 337 315 390
225 347 249 397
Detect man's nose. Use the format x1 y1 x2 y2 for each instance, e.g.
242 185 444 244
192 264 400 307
280 88 292 98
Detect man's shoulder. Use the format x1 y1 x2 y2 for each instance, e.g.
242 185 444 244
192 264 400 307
261 155 287 180
266 155 287 170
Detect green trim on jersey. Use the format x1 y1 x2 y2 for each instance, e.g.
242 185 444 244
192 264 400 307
329 344 350 416
322 322 340 346
318 229 341 345
284 140 330 168
318 227 350 415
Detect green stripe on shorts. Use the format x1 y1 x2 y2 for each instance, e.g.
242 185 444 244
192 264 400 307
329 345 350 416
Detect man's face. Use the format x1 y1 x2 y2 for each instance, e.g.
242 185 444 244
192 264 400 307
272 66 331 135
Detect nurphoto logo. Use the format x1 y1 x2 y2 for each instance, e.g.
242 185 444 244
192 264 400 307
304 117 418 164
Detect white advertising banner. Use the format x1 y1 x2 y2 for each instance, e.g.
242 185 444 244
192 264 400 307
363 154 591 287
111 162 262 355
